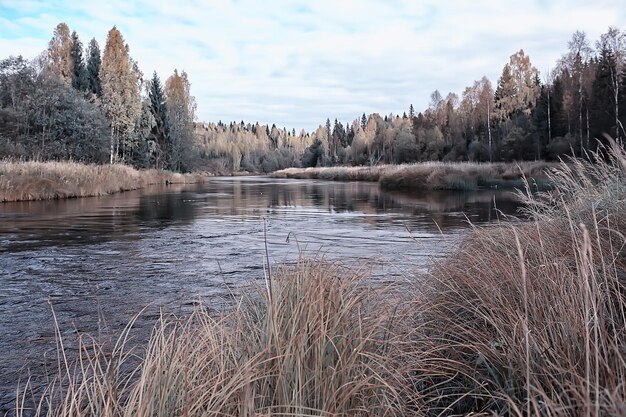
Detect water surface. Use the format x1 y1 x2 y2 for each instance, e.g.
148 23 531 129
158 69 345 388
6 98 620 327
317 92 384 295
0 177 524 413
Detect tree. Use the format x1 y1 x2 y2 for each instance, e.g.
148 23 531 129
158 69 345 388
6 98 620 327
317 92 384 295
597 27 626 144
409 104 415 119
47 23 73 84
99 26 142 164
361 113 367 129
86 38 102 96
591 45 618 147
147 71 169 169
165 69 196 172
70 31 88 91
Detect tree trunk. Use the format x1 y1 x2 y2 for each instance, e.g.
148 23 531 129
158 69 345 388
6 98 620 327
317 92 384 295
487 102 492 162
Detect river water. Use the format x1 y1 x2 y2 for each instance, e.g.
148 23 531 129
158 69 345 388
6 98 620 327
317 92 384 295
0 177 524 413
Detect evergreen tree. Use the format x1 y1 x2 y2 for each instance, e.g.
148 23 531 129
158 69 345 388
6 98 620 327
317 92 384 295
86 38 102 96
70 31 88 91
361 113 367 129
148 71 169 169
590 45 617 148
409 104 415 119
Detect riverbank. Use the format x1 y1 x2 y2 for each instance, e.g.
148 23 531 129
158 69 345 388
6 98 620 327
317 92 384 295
0 161 206 202
272 160 556 191
18 146 626 416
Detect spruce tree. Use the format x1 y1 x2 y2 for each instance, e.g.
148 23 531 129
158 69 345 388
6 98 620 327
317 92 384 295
148 71 169 168
86 38 102 96
70 31 88 91
590 46 617 146
361 113 367 129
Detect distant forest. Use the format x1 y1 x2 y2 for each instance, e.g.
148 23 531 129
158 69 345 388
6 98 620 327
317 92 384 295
1 24 625 173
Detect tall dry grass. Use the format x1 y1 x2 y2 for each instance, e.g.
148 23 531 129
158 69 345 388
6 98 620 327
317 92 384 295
272 161 555 191
405 142 626 415
0 161 205 202
18 261 406 417
15 145 626 416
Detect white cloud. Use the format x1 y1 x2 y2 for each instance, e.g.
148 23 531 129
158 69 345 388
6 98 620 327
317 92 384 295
0 0 625 130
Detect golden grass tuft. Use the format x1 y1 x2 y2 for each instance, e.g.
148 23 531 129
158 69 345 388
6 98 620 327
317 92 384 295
0 161 206 202
20 261 407 417
405 143 626 415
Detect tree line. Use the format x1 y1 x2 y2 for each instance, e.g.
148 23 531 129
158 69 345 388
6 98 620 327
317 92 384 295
0 23 196 171
1 24 625 172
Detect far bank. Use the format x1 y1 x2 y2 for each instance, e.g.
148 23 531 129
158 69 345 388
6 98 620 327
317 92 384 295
272 160 556 191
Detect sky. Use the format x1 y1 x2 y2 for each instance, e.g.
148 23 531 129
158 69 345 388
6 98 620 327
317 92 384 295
1 0 625 132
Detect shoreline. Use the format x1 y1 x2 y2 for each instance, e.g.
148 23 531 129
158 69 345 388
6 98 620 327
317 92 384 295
0 161 207 203
272 161 556 191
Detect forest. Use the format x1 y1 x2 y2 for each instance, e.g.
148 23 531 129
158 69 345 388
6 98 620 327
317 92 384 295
1 24 625 173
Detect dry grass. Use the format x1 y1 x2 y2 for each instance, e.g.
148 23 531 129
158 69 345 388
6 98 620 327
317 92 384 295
272 161 556 191
18 261 407 417
0 161 206 202
405 142 626 415
15 145 626 416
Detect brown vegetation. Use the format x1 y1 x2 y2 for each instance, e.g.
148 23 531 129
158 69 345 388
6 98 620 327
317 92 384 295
273 160 556 191
0 161 205 202
16 145 626 416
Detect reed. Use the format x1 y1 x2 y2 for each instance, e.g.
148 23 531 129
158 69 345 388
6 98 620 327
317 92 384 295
0 161 205 202
19 261 406 417
272 161 556 191
405 142 626 415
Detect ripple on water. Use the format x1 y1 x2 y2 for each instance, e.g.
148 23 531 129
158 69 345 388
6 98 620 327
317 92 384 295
0 178 524 415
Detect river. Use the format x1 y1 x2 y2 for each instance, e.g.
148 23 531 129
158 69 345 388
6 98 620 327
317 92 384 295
0 176 524 414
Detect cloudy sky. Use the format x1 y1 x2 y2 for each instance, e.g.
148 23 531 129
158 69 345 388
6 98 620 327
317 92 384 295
1 0 625 131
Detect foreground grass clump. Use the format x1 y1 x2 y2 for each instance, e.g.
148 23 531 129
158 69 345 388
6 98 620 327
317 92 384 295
0 161 205 202
407 143 626 415
272 161 555 191
22 261 406 416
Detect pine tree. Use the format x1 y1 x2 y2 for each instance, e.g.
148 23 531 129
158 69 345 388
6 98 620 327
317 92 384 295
361 113 367 130
409 104 415 119
47 23 73 84
86 38 102 96
70 31 88 91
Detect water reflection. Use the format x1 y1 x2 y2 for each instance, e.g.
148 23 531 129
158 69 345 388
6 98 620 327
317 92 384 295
0 177 525 414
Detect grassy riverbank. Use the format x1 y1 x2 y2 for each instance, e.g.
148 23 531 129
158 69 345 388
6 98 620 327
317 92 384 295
272 161 556 191
18 145 626 416
0 161 206 202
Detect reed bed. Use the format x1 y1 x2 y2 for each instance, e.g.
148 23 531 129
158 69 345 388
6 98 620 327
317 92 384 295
18 261 407 417
0 161 205 202
405 142 626 415
272 161 556 191
15 144 626 416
